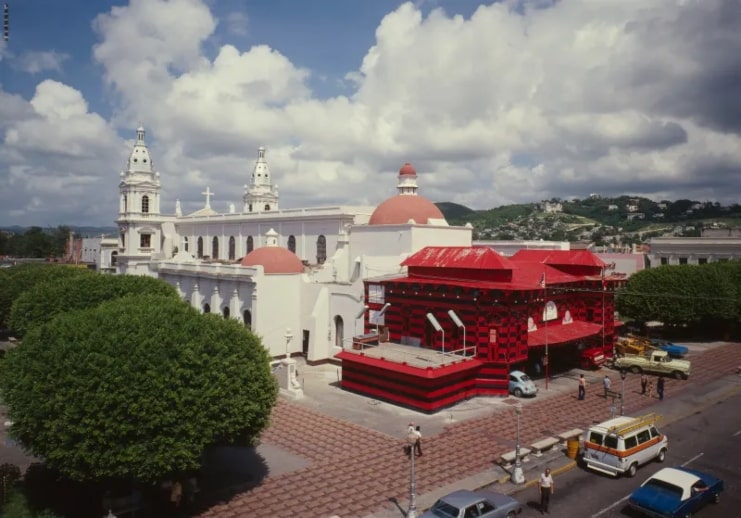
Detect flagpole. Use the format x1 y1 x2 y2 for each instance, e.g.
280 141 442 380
543 270 549 391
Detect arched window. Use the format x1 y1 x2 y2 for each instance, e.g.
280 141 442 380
141 195 149 213
222 306 230 319
288 235 296 253
203 303 211 313
212 236 219 259
316 235 327 264
248 204 253 212
243 310 252 329
264 204 270 211
247 236 254 253
334 315 344 347
183 236 189 252
197 237 204 258
228 236 236 260
123 195 127 212
111 251 118 266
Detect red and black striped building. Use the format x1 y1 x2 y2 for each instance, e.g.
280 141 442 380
336 246 623 412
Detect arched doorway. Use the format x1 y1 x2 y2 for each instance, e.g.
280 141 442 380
111 251 118 266
243 310 252 328
212 236 219 259
222 306 230 318
228 236 236 260
197 237 204 258
247 236 254 253
334 315 344 347
316 235 327 264
288 235 296 253
203 303 211 313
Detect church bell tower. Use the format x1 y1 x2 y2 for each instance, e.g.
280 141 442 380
243 146 279 213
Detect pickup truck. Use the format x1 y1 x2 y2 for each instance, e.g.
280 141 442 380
613 350 691 380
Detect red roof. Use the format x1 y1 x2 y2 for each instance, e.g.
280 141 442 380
527 321 603 347
368 195 445 225
510 249 606 267
399 163 417 176
510 262 581 286
402 246 513 270
240 247 304 274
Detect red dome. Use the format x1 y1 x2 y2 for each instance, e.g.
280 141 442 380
399 163 417 176
240 247 304 274
368 195 445 225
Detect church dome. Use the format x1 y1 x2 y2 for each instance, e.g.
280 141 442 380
240 229 304 274
368 195 445 225
399 163 417 176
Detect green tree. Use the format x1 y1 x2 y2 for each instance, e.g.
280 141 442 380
0 264 94 329
616 264 737 326
8 273 180 337
0 295 278 484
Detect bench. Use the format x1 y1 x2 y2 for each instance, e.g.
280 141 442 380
499 447 531 467
529 437 560 456
557 428 583 445
606 389 622 400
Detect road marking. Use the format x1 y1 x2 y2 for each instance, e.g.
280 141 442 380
733 430 741 437
592 452 705 517
681 452 703 467
591 494 631 517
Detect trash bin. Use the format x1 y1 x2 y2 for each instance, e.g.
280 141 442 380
566 439 580 459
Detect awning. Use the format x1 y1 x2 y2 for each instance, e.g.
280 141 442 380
528 321 603 347
614 319 626 328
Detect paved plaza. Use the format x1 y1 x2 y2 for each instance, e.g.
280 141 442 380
198 342 741 517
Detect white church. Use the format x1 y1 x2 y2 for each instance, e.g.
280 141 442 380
109 128 473 362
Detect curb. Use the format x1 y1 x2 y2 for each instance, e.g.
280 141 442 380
514 459 578 492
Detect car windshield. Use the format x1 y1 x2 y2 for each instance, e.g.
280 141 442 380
644 479 684 499
519 374 531 382
429 500 460 518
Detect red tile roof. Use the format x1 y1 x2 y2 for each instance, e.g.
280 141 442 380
402 246 514 270
510 249 606 267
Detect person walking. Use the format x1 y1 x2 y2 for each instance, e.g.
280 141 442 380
413 425 423 456
640 373 648 395
657 377 665 401
646 378 654 398
538 467 554 514
603 375 611 398
578 374 586 400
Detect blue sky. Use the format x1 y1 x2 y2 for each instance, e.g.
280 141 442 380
1 0 740 227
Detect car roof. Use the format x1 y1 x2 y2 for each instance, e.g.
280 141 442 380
439 490 481 507
648 468 700 489
510 370 526 377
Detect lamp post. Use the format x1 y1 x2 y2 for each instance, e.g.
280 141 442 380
512 404 525 484
620 370 627 416
426 313 445 354
406 428 418 518
354 304 369 347
447 310 465 355
374 303 391 343
284 328 293 359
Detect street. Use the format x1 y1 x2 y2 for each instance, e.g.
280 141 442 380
510 390 741 517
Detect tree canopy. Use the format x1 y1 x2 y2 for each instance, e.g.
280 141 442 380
8 273 180 337
0 264 94 329
0 295 278 484
616 262 740 328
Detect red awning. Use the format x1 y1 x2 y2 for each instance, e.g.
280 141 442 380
614 319 625 328
527 321 603 347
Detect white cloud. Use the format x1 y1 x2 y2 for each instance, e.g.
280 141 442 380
3 0 741 226
14 50 70 74
223 11 249 37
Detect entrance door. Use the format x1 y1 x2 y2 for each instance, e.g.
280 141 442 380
302 330 310 357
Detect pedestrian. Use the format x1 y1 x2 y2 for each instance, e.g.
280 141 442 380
413 425 423 456
657 377 665 401
603 375 611 398
640 373 648 395
646 378 654 398
538 467 554 514
578 374 586 400
170 480 183 510
405 423 415 457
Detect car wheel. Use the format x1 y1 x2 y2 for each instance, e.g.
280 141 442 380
626 463 638 478
673 370 684 380
713 493 720 504
630 366 641 374
505 512 516 518
656 449 666 463
514 388 523 397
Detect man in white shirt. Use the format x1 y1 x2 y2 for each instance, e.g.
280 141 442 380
538 467 554 514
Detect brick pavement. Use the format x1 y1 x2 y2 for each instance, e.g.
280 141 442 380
200 343 741 518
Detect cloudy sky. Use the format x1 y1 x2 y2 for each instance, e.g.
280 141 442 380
1 0 740 227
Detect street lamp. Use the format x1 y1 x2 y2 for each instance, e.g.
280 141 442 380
620 370 627 416
426 313 445 354
374 303 391 343
284 328 293 359
354 304 369 344
406 427 418 518
447 309 465 355
512 404 525 484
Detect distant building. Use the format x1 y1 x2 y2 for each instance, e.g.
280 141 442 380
626 213 645 221
607 204 619 211
626 204 639 213
541 201 563 213
648 233 741 266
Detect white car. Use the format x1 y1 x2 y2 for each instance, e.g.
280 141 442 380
509 370 537 397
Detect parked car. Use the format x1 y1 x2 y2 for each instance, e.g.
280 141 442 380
421 489 522 518
509 370 537 398
580 346 609 370
628 467 723 518
651 339 689 358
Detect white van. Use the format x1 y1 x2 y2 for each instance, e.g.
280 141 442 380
583 413 668 477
